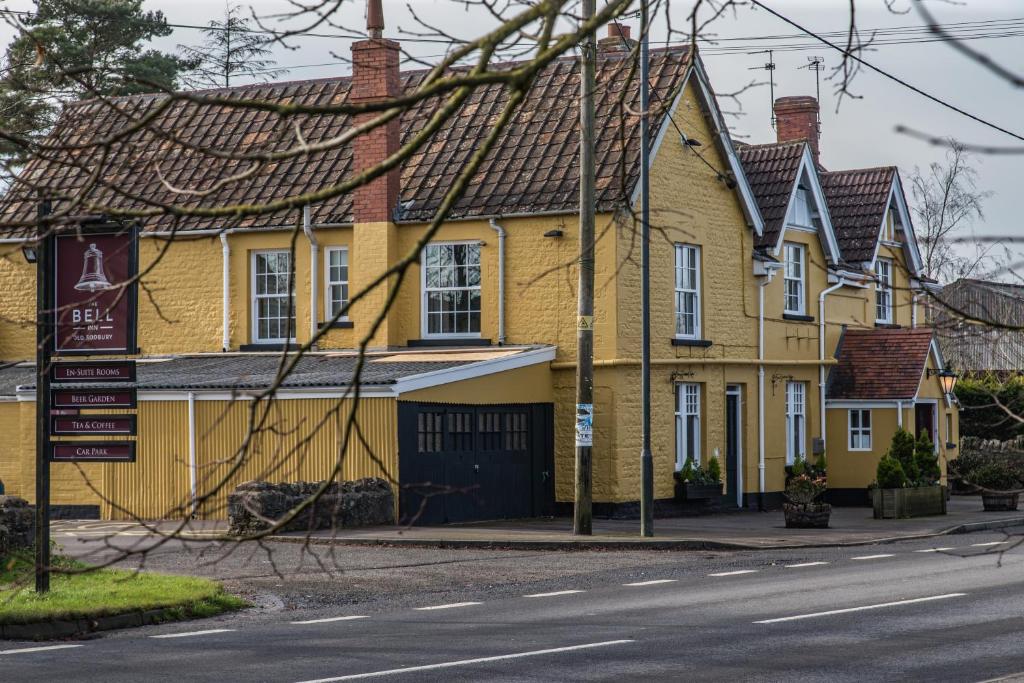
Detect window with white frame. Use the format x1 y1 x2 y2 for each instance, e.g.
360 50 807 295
849 409 872 450
785 381 806 465
875 258 893 323
423 242 481 337
792 186 813 227
324 247 349 321
252 250 295 343
675 383 701 470
674 244 701 338
783 243 806 315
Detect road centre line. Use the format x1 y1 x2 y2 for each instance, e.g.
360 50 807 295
291 616 369 625
150 629 236 639
915 548 955 553
708 570 759 577
785 562 829 568
413 602 482 611
0 644 83 655
851 554 895 560
294 639 636 682
624 579 678 586
972 541 1008 547
754 593 967 624
524 590 584 598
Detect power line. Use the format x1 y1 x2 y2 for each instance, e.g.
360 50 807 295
747 0 1024 143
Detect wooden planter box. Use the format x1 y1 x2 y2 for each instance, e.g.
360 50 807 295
982 493 1019 512
783 503 831 529
674 482 722 502
872 485 947 519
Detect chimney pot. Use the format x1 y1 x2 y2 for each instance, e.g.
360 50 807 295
774 95 821 165
367 0 384 39
598 22 637 52
609 23 630 40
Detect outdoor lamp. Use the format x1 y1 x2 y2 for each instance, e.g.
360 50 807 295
928 367 959 395
21 244 37 264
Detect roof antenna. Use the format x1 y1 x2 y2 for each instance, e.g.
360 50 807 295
367 0 384 39
801 56 825 123
749 49 776 129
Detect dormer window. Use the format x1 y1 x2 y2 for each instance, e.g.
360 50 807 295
875 258 893 324
792 186 813 227
882 207 899 242
783 243 806 315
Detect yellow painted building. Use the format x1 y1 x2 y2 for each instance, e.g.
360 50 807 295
0 20 957 521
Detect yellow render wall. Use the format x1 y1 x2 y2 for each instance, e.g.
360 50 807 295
402 363 553 404
0 246 36 360
762 229 829 361
827 405 902 490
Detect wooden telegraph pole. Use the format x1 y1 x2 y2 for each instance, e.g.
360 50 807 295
574 0 597 536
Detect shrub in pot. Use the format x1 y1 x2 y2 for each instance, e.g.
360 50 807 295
915 430 941 485
783 474 830 528
673 456 723 501
876 454 908 490
969 463 1022 512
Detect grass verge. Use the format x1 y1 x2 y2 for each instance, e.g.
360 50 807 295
0 551 247 626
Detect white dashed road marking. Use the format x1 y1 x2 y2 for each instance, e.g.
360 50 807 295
754 593 967 624
0 644 83 655
851 554 895 561
524 590 585 598
414 602 482 611
972 542 1007 547
150 629 236 639
623 579 678 586
915 548 955 553
709 570 759 577
291 616 369 625
785 562 829 568
294 639 637 682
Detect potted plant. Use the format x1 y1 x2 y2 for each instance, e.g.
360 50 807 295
783 473 830 528
674 457 723 502
872 429 947 519
969 463 1021 511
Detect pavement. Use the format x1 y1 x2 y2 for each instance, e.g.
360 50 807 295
10 527 1024 681
271 495 1024 549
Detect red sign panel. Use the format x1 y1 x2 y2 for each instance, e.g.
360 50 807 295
50 442 136 463
53 228 138 355
51 415 136 436
51 389 136 409
51 360 136 383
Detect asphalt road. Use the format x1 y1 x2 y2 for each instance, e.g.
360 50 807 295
6 529 1024 682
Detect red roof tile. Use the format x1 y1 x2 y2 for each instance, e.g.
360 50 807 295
735 140 805 250
820 166 895 265
827 327 934 400
0 47 691 232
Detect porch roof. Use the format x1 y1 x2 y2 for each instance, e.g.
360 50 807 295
827 328 934 401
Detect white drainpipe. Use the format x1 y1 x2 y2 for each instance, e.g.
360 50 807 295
303 205 319 344
220 232 231 351
818 280 845 452
188 391 198 519
911 292 918 328
757 277 769 509
488 218 507 345
897 400 904 428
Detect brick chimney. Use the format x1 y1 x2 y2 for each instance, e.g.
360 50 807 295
350 0 400 223
598 22 637 52
774 96 821 165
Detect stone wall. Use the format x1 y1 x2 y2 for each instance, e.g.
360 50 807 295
227 478 394 536
0 496 35 557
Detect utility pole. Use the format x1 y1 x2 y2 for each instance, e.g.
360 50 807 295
639 0 654 538
574 0 596 536
34 198 52 593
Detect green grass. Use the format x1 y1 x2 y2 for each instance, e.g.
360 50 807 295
0 551 247 625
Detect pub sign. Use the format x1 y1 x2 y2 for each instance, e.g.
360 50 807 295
53 224 138 355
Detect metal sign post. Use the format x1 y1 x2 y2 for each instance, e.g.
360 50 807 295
34 201 53 593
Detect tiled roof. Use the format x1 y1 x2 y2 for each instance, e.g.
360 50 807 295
820 166 895 264
10 348 549 393
735 141 805 249
0 48 691 232
827 328 934 400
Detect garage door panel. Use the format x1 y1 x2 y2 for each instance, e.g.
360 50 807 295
398 402 553 525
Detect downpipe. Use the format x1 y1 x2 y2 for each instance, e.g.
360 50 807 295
488 219 507 345
303 206 319 346
818 280 845 454
220 231 232 351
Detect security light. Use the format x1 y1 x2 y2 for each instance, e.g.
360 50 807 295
21 245 37 264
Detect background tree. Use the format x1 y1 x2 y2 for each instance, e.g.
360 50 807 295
178 3 287 90
909 139 996 284
0 0 190 165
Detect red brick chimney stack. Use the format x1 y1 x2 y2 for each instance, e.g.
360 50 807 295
774 96 821 165
350 0 400 223
598 22 637 51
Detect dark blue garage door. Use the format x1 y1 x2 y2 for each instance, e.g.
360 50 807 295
397 402 554 525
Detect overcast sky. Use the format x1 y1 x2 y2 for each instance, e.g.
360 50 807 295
3 1 1020 245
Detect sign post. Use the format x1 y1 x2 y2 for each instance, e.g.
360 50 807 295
36 217 139 593
34 201 52 594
